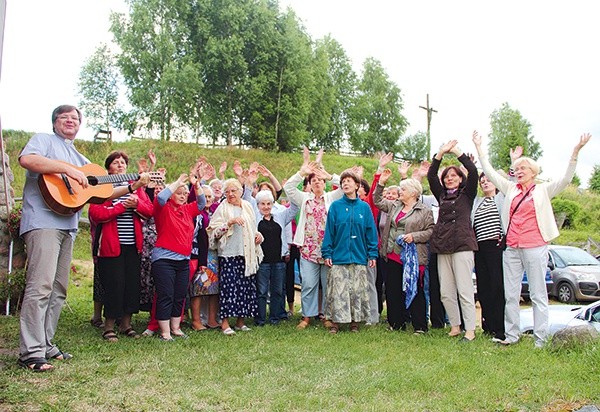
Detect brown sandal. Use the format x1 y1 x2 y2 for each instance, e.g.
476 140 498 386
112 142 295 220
329 325 339 334
102 330 119 342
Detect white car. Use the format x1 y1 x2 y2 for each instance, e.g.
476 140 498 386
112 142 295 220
520 300 600 335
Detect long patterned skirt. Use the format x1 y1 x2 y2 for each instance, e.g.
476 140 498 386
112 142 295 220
139 219 157 312
325 264 370 324
219 256 258 318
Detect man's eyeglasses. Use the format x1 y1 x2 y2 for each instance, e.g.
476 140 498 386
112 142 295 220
57 115 80 123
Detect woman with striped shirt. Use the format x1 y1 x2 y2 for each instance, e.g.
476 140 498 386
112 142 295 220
89 151 153 342
471 173 505 341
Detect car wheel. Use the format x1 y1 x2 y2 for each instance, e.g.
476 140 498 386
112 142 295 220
557 282 575 303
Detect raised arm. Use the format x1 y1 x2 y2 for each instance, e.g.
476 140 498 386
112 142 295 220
258 164 283 199
546 133 591 198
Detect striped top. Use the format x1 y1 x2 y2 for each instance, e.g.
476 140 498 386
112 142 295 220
113 183 135 245
473 197 502 242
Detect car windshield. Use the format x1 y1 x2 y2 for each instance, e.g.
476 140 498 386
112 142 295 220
552 248 600 267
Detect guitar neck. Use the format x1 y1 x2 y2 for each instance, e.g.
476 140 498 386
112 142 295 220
93 173 140 185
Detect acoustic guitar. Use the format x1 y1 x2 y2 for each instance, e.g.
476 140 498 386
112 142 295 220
38 161 163 216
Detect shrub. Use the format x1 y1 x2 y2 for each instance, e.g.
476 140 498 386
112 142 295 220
5 204 22 239
0 267 26 314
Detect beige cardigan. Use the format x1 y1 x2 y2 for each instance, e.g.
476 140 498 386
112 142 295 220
479 155 576 243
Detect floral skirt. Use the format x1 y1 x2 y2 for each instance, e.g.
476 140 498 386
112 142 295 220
325 264 370 324
219 256 258 318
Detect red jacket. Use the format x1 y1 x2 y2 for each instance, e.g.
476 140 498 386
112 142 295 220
89 187 153 257
154 198 201 257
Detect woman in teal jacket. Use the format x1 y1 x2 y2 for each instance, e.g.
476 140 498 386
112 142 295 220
321 170 378 333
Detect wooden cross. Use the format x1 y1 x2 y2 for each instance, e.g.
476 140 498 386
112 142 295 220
419 94 437 161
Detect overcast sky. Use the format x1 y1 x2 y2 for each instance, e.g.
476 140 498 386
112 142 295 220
1 0 599 184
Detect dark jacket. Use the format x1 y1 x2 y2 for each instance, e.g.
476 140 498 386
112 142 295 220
427 153 478 254
373 183 434 265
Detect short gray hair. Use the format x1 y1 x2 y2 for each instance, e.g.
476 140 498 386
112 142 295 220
255 190 274 203
399 178 423 198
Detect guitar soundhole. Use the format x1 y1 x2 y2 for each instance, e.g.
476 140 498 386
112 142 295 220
87 176 99 186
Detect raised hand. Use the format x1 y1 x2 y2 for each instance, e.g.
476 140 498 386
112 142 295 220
200 162 216 181
350 165 364 180
258 164 272 177
379 168 392 185
465 152 477 166
378 152 394 169
302 147 310 167
311 162 331 181
439 139 458 155
315 148 324 166
398 160 410 179
246 167 258 185
510 146 523 163
412 160 430 181
176 173 189 186
472 130 482 148
148 149 157 170
232 160 243 177
137 158 149 173
573 133 592 160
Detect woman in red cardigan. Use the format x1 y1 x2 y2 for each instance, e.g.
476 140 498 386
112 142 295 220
152 171 206 341
89 151 153 342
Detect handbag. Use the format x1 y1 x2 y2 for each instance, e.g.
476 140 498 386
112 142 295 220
189 249 219 296
497 185 535 250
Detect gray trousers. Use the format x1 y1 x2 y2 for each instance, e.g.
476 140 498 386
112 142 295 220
19 229 73 361
503 245 549 346
437 251 476 331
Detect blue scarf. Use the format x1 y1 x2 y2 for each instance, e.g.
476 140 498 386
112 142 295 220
396 236 419 309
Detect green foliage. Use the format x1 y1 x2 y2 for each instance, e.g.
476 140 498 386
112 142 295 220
348 58 408 155
551 198 581 229
488 102 542 170
0 268 26 313
571 172 581 187
96 0 407 152
77 44 122 133
110 0 201 140
398 131 428 162
309 36 356 151
588 164 600 193
5 204 22 239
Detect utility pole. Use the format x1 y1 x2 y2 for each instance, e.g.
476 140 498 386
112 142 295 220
419 94 437 161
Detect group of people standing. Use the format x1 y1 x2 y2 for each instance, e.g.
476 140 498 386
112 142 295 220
15 104 591 372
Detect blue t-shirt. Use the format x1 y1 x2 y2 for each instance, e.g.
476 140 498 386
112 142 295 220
19 133 90 236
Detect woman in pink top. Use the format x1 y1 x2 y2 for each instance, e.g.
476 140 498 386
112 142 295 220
473 131 590 347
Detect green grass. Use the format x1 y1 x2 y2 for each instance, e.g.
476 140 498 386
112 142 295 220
0 264 598 411
2 130 600 410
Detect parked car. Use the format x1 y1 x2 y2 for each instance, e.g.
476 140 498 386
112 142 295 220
546 245 600 303
520 300 600 335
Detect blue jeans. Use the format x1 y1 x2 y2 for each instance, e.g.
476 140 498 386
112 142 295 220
255 262 287 325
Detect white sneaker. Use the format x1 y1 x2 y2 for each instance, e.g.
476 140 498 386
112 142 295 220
141 329 155 337
234 325 251 332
